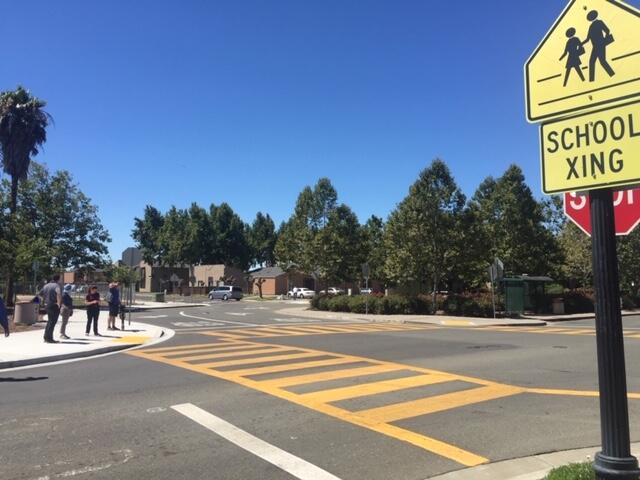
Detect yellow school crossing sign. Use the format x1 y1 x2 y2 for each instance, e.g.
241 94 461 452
526 0 640 193
526 0 640 122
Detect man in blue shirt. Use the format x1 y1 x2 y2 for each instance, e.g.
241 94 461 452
107 282 121 331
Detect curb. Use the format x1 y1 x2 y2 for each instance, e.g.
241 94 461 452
426 442 640 480
0 323 175 371
273 307 548 327
523 310 639 322
0 344 133 369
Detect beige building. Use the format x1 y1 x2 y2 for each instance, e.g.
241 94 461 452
193 265 246 289
136 262 190 293
135 262 247 293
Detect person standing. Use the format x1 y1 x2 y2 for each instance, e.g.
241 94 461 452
106 282 121 331
85 285 101 336
0 295 9 337
39 274 62 344
59 284 74 340
583 10 615 82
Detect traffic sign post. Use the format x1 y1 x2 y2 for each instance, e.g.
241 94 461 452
590 189 638 479
362 263 370 315
526 1 640 478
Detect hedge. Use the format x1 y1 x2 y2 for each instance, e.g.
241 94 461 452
311 292 501 317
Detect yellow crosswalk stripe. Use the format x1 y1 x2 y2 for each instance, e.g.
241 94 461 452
299 374 453 404
262 364 405 388
214 329 276 337
175 346 292 362
162 343 268 357
223 357 360 377
560 329 595 335
356 384 523 423
198 352 322 369
266 326 336 334
141 341 238 354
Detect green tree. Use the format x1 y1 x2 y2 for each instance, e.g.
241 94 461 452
0 162 110 287
132 206 165 265
618 228 640 297
312 177 337 228
187 203 214 265
107 264 140 287
274 178 340 277
362 215 387 286
209 203 251 269
384 159 466 307
249 212 277 267
558 222 592 288
157 207 191 267
314 204 363 288
274 220 303 270
0 86 51 303
469 165 560 278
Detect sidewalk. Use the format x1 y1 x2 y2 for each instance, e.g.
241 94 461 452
427 442 640 480
275 305 547 327
0 316 171 370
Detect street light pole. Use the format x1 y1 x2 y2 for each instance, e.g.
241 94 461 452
590 188 640 480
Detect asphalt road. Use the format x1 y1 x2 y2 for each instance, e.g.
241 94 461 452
2 300 640 480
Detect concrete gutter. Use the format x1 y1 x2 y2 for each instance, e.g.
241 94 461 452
426 442 640 480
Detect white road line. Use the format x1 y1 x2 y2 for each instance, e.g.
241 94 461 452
138 314 168 319
172 403 342 480
225 312 252 316
179 311 259 327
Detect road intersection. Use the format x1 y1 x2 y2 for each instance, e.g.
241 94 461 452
3 300 640 479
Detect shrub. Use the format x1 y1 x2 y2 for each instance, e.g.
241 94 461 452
328 295 350 312
544 462 594 480
621 293 640 310
443 292 502 318
563 289 595 314
311 291 500 317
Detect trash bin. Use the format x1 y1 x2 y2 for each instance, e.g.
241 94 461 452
154 293 165 303
552 298 565 315
14 301 38 325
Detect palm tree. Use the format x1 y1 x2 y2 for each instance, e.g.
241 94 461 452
0 86 51 304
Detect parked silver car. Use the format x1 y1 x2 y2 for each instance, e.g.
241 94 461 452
208 285 243 301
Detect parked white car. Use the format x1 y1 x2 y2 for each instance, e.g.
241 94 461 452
288 287 315 299
319 287 344 295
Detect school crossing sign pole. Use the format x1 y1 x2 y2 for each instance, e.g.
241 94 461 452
526 1 640 479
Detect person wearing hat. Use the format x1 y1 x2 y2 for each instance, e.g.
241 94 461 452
59 284 74 340
106 282 121 330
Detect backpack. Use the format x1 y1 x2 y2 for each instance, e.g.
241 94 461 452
105 291 113 303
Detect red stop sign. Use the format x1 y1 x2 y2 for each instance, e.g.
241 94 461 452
564 189 640 236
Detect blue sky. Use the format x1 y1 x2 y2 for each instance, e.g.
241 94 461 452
4 0 621 260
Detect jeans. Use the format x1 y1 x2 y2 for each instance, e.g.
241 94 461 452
86 307 99 334
44 305 60 341
60 306 72 336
